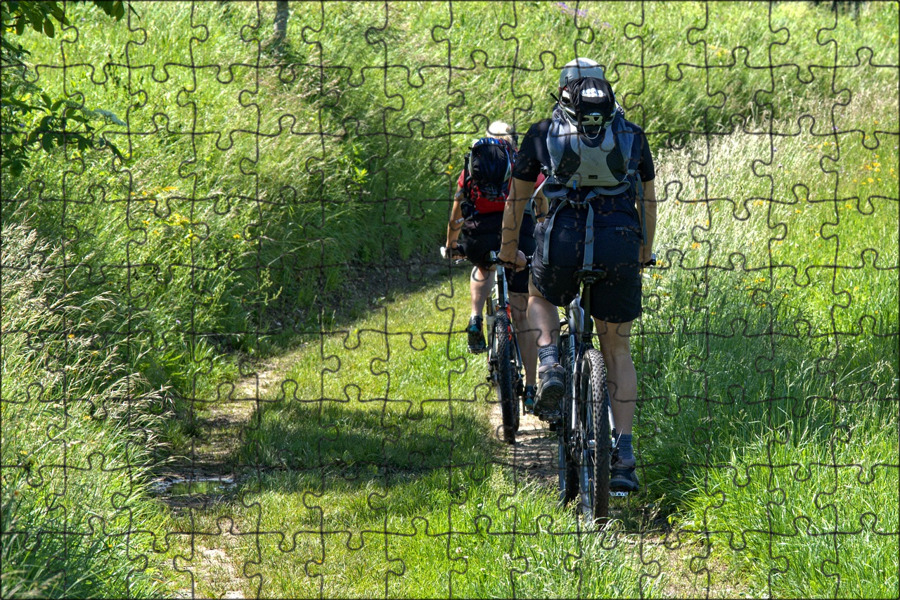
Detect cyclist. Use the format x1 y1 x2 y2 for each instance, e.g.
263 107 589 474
498 59 657 491
445 121 546 411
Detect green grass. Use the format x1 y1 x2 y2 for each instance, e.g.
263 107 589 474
1 225 169 599
2 1 898 597
165 267 664 598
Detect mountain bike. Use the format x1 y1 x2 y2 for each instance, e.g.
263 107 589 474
440 247 525 444
554 255 656 522
485 251 526 444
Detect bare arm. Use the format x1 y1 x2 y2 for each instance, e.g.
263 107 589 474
533 188 549 223
498 177 533 267
445 186 465 248
638 178 657 264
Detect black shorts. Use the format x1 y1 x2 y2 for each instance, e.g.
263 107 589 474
531 203 642 323
457 212 536 294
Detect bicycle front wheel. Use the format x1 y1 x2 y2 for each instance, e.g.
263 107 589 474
492 312 519 444
580 348 610 522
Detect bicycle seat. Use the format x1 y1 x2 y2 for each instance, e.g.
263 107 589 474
575 267 607 285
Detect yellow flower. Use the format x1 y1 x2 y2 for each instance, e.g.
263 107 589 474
233 234 241 239
867 177 874 183
67 333 75 339
691 242 701 249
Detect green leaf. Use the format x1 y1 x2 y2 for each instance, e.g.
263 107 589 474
43 18 54 38
15 19 25 34
41 133 54 152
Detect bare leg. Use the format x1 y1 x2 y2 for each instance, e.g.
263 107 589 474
470 266 494 316
594 319 636 435
509 291 536 386
527 277 560 347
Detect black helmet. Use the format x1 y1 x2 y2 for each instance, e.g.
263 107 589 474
558 77 616 135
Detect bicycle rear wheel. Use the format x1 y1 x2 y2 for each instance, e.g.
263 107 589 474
579 348 610 522
492 312 519 444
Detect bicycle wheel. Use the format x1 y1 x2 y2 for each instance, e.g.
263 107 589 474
492 311 519 444
579 348 610 522
557 332 579 503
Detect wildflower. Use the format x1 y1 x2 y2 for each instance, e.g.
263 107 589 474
68 333 75 339
691 242 701 249
233 234 241 239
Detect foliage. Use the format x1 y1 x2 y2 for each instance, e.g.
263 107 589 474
0 1 128 177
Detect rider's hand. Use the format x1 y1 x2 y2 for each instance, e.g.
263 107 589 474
441 241 463 260
498 249 527 272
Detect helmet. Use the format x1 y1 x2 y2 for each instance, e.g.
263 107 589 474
486 120 518 148
558 77 616 135
558 57 605 89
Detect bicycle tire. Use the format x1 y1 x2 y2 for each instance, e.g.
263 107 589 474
580 348 610 522
492 312 519 444
557 332 579 503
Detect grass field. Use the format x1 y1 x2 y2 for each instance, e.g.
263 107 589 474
2 1 897 597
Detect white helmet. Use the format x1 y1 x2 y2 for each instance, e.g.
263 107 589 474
486 120 518 147
558 58 605 89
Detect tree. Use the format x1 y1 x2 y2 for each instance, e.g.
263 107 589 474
0 1 130 178
262 0 290 52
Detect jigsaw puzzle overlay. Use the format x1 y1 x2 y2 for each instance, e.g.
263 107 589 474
2 1 898 598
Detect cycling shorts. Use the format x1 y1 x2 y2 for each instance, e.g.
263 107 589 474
457 212 535 294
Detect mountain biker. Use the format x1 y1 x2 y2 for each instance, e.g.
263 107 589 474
497 59 657 491
444 121 547 411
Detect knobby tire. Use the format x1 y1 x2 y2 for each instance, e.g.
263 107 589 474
492 312 519 444
581 348 610 522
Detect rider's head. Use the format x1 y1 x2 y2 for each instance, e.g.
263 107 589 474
557 59 614 135
486 120 518 149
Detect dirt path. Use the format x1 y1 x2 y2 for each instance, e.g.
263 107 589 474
488 402 736 598
151 354 298 599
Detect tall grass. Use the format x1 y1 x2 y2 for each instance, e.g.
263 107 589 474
1 224 169 598
635 93 898 596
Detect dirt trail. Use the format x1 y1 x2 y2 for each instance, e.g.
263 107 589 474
488 403 734 598
152 354 297 600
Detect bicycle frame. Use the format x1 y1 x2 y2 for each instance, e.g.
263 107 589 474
485 253 525 388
